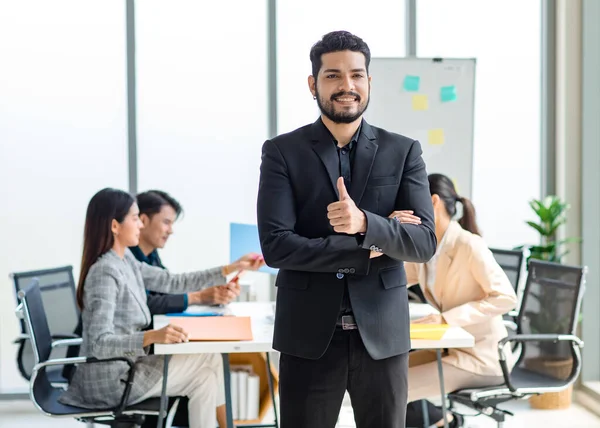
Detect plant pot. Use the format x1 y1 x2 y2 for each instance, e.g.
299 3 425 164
524 356 573 409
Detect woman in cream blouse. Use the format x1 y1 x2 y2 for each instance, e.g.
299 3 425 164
392 173 517 428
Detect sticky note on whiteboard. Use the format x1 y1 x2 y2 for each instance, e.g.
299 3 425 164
452 178 460 193
428 129 445 145
440 85 457 102
412 95 428 111
403 75 420 92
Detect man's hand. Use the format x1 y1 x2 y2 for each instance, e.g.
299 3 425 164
411 314 445 324
189 283 240 306
327 177 367 234
388 210 421 225
370 251 383 259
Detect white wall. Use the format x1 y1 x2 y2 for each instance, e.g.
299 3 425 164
0 1 127 392
417 0 542 249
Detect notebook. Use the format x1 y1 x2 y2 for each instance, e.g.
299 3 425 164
409 324 449 340
168 316 253 341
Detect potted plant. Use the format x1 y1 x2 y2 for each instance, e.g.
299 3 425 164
518 195 581 410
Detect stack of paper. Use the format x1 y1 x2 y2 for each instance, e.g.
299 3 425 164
230 367 260 421
410 324 449 340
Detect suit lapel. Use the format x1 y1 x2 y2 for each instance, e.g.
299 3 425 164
349 122 378 204
311 122 340 197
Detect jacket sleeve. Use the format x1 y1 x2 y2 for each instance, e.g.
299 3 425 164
146 292 188 315
441 237 518 327
257 139 372 274
360 140 437 263
133 255 226 294
85 264 146 359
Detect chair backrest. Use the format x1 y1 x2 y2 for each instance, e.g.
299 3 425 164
514 259 586 381
11 265 79 335
18 280 53 365
490 248 524 293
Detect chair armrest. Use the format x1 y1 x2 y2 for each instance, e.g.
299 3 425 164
51 338 83 349
51 333 80 340
13 333 29 344
503 320 518 332
15 302 24 319
497 334 584 392
31 355 137 416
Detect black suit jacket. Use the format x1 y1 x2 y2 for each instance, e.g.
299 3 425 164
257 119 437 360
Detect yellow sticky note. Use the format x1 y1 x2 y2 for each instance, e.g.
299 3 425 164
452 178 460 193
428 129 445 145
412 94 429 111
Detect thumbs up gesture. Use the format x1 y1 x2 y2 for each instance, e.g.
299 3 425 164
327 177 367 234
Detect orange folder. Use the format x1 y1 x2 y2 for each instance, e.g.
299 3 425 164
410 324 449 340
168 316 254 341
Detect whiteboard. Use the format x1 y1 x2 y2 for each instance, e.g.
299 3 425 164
364 57 476 198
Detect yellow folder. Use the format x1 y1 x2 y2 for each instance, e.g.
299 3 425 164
410 324 449 340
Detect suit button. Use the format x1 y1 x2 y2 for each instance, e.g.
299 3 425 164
338 268 344 273
349 268 355 274
343 268 350 273
336 273 345 280
369 245 376 251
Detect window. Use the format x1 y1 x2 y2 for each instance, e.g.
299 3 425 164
0 1 127 392
417 0 541 249
135 1 268 271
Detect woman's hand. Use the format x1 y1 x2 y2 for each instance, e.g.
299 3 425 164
144 324 189 346
224 253 265 275
388 210 421 225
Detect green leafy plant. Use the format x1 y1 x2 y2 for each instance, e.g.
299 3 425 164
521 196 579 263
517 196 582 344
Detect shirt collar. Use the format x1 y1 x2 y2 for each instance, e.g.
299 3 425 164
318 117 362 149
129 246 163 268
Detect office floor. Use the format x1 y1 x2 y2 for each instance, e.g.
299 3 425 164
1 396 599 428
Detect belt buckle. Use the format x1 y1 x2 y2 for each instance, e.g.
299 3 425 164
341 315 357 330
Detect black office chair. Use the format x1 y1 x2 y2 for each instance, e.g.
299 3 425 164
490 248 525 337
448 259 586 428
11 266 80 383
490 248 525 294
19 279 173 428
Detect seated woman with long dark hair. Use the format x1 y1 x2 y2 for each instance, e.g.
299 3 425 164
59 188 264 428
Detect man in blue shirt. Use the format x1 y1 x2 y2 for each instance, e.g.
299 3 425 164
132 190 259 313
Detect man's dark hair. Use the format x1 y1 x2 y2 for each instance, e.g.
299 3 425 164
309 31 371 77
136 190 183 219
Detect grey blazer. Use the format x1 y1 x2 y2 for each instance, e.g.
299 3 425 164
59 249 225 409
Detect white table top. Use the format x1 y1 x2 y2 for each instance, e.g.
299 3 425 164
153 302 473 355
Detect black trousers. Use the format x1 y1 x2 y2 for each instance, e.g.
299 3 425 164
279 328 409 428
405 400 444 428
141 397 189 428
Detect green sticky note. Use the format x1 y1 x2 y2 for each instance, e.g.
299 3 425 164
403 75 420 92
440 85 457 102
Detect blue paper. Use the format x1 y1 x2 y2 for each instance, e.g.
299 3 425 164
403 75 420 92
230 223 278 275
440 85 457 102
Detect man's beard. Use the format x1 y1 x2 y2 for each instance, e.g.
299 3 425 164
316 88 370 124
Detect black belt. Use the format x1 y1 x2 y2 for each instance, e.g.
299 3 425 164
336 314 358 330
